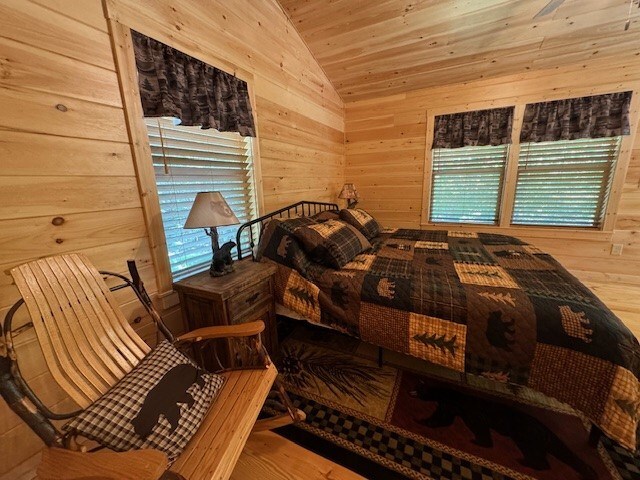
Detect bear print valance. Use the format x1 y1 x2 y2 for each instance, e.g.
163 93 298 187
433 106 514 149
520 91 632 143
131 31 256 137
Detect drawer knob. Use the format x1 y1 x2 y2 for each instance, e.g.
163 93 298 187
245 292 260 304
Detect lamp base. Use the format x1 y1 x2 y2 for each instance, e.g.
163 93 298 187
209 263 235 277
206 226 237 277
347 199 358 209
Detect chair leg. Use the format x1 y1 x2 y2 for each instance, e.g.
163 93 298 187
253 378 305 432
588 424 603 448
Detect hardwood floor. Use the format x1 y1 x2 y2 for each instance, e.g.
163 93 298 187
231 432 364 480
0 432 364 480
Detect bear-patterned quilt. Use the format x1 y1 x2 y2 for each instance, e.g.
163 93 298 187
256 217 640 450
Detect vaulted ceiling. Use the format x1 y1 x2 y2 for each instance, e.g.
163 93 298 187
278 0 640 101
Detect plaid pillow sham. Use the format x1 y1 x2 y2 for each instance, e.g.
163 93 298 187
339 208 381 240
293 219 371 269
64 340 224 462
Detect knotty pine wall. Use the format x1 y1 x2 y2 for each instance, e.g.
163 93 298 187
0 0 343 473
345 56 640 288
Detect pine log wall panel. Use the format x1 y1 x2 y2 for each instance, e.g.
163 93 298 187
345 55 640 285
279 0 640 102
0 0 344 472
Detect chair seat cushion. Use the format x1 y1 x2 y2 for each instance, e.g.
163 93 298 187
63 341 224 462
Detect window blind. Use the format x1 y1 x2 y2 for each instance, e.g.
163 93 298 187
430 145 508 224
145 117 257 280
512 137 621 228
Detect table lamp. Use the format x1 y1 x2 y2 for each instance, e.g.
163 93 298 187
184 192 240 276
338 183 359 209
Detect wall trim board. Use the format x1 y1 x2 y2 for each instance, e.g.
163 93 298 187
105 16 174 296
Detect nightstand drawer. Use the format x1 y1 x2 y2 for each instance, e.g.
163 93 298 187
230 298 272 326
227 279 272 321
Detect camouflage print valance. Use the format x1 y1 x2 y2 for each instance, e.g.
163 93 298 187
520 91 632 143
433 106 514 149
132 31 256 137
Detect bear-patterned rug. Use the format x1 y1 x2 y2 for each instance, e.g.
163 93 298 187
271 324 639 480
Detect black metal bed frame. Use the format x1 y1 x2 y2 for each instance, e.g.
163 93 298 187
0 261 174 447
235 200 338 260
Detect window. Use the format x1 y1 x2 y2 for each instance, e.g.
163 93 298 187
146 118 257 279
512 137 621 228
429 144 508 224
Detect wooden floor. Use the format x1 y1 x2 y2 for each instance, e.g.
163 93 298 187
1 432 364 480
231 432 364 480
2 274 638 480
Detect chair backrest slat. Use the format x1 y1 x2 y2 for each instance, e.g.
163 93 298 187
51 257 132 378
11 254 151 407
65 255 149 361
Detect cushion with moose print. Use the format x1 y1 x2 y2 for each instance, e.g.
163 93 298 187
64 341 224 462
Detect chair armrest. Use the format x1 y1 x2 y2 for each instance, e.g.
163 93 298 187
175 320 265 344
37 447 172 480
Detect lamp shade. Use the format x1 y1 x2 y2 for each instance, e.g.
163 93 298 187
184 192 239 228
338 183 359 200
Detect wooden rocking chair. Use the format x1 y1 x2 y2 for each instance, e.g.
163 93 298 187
0 253 304 480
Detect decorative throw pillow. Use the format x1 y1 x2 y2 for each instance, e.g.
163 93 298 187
339 208 381 240
64 341 224 462
311 210 340 222
293 219 371 269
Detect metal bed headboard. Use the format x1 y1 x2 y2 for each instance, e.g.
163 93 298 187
236 200 338 260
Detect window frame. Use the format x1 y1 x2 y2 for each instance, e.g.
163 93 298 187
110 22 264 299
421 100 635 235
146 118 259 281
429 143 510 226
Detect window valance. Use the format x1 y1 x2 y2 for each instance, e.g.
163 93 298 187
433 106 514 149
520 91 632 143
132 31 256 137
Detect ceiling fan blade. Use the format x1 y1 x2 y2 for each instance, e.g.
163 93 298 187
533 0 566 19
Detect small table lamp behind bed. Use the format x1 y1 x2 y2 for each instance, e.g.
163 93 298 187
339 183 359 209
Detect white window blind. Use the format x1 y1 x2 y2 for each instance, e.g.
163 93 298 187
430 144 508 224
512 137 621 228
145 117 257 280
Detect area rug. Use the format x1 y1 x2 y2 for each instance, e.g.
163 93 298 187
271 324 640 480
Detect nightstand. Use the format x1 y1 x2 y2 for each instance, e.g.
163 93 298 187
173 259 277 370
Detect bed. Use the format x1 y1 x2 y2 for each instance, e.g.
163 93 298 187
236 201 640 451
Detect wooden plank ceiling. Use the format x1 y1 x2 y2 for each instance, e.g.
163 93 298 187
278 0 640 101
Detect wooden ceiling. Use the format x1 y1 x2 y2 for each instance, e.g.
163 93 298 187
278 0 640 101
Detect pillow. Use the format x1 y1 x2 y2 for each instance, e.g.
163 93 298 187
339 208 381 240
293 219 371 269
255 217 316 272
64 341 224 462
311 210 340 222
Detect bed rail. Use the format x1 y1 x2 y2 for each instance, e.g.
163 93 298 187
236 200 338 260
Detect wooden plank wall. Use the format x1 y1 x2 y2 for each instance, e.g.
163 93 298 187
105 0 345 211
345 54 640 287
0 0 343 473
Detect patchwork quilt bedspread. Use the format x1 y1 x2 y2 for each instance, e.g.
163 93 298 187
256 219 640 450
